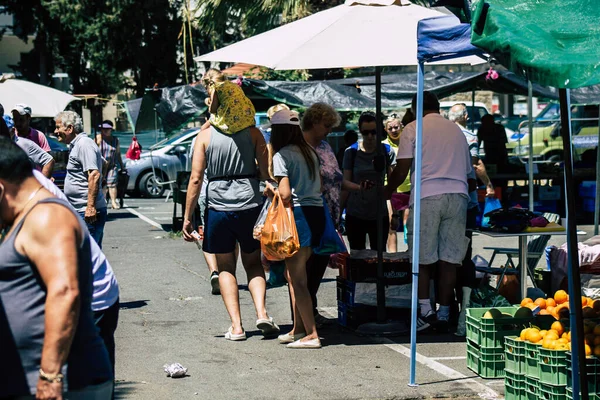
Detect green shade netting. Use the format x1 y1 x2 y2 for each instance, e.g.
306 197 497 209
471 0 600 89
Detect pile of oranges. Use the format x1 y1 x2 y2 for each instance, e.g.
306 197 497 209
517 290 600 357
519 290 600 320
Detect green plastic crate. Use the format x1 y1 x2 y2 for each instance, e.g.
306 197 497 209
565 387 599 400
539 384 567 400
505 368 526 389
505 336 526 374
539 347 569 386
467 341 506 379
505 376 526 400
467 342 479 373
465 306 527 348
566 353 600 395
525 341 541 379
525 376 539 400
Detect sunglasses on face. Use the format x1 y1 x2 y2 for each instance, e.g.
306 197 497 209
361 129 377 136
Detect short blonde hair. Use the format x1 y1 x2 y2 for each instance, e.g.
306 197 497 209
301 102 341 131
267 104 290 120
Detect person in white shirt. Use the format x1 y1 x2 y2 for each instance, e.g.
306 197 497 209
385 91 475 333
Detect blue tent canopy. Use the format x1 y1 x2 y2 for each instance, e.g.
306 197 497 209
417 15 485 63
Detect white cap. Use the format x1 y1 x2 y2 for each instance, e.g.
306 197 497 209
11 103 32 116
270 109 300 126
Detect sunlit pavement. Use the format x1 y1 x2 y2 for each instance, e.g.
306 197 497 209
105 197 595 400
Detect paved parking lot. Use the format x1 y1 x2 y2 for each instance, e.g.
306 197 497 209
105 196 595 399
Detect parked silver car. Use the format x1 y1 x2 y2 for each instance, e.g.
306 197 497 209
125 128 200 197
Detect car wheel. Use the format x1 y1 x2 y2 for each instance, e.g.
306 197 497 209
139 172 166 198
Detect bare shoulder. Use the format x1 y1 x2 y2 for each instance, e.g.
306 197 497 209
249 126 265 142
15 200 82 253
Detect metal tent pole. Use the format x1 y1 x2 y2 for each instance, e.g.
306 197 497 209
528 81 534 211
594 104 600 236
356 66 406 337
559 88 588 400
375 66 386 324
408 62 425 388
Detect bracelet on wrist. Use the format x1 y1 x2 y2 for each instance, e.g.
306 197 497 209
39 368 64 383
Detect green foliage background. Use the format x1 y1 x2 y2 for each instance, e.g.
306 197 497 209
0 0 445 95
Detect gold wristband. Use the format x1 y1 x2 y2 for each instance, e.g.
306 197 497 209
39 368 64 383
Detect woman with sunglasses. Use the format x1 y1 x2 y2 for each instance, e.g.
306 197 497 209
342 112 396 251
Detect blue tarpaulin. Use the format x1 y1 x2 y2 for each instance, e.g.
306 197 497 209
417 15 485 63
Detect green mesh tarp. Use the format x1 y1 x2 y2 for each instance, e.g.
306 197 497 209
471 0 600 89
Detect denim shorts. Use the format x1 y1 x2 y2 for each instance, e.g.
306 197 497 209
293 206 325 248
203 206 261 254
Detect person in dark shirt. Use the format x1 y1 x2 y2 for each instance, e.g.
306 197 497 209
477 114 509 168
336 129 358 169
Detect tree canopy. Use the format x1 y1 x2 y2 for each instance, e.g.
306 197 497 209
1 0 449 95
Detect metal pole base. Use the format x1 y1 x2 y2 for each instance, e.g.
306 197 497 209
408 383 419 388
355 320 409 337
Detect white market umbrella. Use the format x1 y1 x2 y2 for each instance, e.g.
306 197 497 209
196 0 482 69
0 77 80 118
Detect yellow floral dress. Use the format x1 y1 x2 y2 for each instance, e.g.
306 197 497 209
209 80 256 134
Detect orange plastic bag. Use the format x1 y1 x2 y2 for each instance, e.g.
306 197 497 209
260 193 300 261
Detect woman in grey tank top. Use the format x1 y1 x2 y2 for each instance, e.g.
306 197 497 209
0 139 112 399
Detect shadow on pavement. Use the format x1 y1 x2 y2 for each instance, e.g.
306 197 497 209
114 380 139 399
120 300 150 310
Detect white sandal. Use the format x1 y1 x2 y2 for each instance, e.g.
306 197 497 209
224 326 246 341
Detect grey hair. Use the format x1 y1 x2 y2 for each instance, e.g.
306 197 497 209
55 111 83 133
448 103 468 122
301 102 341 131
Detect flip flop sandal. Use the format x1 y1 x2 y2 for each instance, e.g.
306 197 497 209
224 327 246 341
256 317 280 336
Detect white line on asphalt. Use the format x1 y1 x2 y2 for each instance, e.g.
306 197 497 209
125 207 165 231
317 307 498 400
382 340 499 400
430 356 468 360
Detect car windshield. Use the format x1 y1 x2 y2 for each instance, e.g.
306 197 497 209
149 128 198 150
536 103 560 121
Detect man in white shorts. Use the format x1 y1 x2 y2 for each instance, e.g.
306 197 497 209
385 91 475 333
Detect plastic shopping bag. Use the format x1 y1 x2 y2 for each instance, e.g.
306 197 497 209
125 136 142 160
260 193 300 261
253 197 272 240
314 198 348 256
481 197 502 228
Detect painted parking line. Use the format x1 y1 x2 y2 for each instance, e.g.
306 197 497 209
382 340 499 399
125 207 165 231
318 306 499 400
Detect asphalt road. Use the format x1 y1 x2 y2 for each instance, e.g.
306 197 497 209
103 197 596 400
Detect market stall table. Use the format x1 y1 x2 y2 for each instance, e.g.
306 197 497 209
475 227 567 300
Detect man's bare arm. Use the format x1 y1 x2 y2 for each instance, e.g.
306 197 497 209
18 204 82 396
87 170 101 208
386 158 411 194
42 159 55 179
